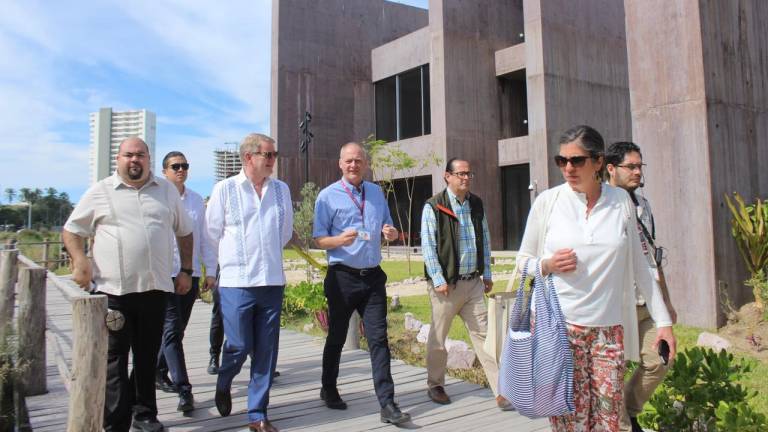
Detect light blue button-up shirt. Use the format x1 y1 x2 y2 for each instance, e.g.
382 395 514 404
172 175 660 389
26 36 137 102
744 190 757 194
313 178 394 269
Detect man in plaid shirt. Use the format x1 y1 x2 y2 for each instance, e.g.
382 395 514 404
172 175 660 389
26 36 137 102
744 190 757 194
421 158 512 410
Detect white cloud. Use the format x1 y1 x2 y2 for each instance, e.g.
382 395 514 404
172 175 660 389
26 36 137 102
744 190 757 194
0 0 273 200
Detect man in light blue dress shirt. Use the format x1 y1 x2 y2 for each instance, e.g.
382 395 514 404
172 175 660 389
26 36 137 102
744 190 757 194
313 142 411 425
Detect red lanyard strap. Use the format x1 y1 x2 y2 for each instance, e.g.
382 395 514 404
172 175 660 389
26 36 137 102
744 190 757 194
340 180 366 223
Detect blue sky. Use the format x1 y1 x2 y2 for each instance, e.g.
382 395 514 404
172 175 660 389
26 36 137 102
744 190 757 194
0 0 428 203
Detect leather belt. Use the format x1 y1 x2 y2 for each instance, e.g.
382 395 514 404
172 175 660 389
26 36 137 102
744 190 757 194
457 272 479 281
331 264 381 277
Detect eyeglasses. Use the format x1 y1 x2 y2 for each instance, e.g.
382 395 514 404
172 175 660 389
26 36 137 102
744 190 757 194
616 163 646 171
169 163 189 171
449 171 475 179
554 155 591 168
252 151 279 160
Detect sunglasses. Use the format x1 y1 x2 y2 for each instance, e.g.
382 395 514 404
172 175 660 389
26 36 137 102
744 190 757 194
252 151 279 160
169 163 189 171
554 155 591 168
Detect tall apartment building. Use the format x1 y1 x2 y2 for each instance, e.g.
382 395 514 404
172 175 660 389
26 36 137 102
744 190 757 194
89 108 157 184
213 142 242 181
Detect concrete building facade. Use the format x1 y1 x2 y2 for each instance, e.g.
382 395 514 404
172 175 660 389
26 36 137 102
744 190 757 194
272 0 767 325
89 108 156 184
624 0 768 327
213 142 242 181
272 0 631 250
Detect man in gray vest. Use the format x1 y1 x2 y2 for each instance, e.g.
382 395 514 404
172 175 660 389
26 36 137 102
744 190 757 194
420 157 511 410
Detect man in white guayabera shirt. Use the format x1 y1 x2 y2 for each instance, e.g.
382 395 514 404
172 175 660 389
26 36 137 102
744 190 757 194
205 133 293 432
154 151 217 414
606 141 677 432
63 137 194 432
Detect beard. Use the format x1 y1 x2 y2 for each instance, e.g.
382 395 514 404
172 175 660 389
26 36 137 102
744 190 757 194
128 165 144 180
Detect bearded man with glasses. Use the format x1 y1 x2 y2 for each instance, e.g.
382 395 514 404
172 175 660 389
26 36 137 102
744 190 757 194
154 152 217 414
606 141 677 432
420 158 512 410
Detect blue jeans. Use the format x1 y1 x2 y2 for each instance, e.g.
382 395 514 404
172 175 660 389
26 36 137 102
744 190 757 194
157 277 199 392
216 285 284 422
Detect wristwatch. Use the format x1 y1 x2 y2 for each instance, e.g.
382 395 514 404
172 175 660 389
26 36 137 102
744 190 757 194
180 268 193 276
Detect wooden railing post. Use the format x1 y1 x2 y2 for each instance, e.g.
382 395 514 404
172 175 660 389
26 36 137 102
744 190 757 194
67 294 107 432
17 265 47 396
344 311 360 350
42 238 50 269
0 249 18 336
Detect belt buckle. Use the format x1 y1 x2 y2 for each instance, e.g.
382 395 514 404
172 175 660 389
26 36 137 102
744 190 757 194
359 268 370 277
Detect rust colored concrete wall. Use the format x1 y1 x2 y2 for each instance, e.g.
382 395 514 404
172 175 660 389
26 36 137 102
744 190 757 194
625 0 768 327
429 0 524 249
271 0 428 195
526 0 632 188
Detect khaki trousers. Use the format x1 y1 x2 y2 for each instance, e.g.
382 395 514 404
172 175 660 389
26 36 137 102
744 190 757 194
426 277 499 395
619 305 672 431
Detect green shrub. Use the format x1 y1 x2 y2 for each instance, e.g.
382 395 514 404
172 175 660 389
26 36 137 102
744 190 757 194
282 281 326 323
715 400 768 431
641 347 756 431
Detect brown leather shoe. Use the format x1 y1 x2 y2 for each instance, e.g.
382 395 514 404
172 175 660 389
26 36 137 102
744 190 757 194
496 395 514 411
427 386 451 405
248 419 278 432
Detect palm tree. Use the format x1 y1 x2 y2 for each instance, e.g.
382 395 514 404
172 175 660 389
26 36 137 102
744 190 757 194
18 187 32 203
4 188 15 204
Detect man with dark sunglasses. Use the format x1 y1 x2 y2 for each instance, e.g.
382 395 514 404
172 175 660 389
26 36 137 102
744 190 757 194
606 142 676 432
420 158 512 411
205 133 293 432
154 152 217 413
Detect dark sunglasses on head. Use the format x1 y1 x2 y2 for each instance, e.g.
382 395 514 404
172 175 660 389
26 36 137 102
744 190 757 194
554 155 591 168
170 163 190 171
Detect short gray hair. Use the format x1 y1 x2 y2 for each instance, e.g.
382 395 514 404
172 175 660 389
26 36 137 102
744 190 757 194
240 133 275 163
339 142 367 159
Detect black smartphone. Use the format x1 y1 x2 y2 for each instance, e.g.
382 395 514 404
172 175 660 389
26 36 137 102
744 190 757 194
658 340 670 365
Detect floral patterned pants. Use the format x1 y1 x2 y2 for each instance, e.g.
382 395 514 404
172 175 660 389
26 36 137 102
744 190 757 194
550 324 625 432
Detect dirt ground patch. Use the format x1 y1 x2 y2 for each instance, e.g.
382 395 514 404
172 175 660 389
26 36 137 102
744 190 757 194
719 303 768 360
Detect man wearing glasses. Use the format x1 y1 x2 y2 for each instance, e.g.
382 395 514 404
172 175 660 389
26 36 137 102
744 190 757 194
420 158 511 410
205 134 293 432
154 152 217 413
63 137 193 432
605 142 676 432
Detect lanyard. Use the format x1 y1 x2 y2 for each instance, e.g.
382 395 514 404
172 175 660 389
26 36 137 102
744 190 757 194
340 180 365 227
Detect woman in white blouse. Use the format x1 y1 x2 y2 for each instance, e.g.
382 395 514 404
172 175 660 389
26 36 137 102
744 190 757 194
516 125 676 431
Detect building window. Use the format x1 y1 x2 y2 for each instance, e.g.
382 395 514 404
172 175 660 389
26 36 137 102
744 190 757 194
375 64 430 141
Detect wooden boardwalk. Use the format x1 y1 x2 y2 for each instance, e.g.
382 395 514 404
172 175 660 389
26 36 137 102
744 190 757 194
26 282 548 431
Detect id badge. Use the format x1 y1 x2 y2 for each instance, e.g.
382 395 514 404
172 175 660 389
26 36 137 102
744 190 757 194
357 230 371 241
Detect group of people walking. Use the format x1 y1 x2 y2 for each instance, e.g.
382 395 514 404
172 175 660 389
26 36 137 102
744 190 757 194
62 123 675 432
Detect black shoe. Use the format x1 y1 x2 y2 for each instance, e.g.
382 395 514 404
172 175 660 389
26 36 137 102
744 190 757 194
215 388 232 417
630 417 644 432
177 390 195 413
155 373 177 394
207 355 219 375
273 370 280 378
131 417 164 432
320 388 347 410
380 401 410 425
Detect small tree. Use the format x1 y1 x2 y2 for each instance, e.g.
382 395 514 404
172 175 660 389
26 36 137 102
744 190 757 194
292 182 324 281
725 193 768 314
364 135 441 272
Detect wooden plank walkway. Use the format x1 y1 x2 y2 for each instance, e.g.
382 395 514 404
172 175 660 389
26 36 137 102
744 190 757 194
26 282 549 431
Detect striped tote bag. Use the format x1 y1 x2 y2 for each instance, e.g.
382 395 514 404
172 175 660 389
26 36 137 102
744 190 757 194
498 259 574 418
